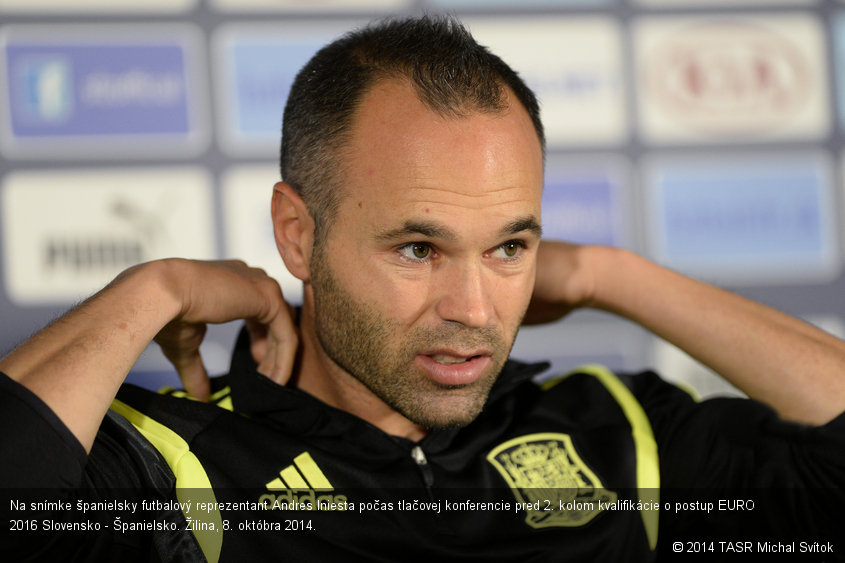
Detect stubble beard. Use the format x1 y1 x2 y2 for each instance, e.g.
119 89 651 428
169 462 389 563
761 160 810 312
309 242 514 430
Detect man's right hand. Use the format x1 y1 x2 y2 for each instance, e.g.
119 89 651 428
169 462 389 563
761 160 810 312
0 258 298 452
150 259 298 401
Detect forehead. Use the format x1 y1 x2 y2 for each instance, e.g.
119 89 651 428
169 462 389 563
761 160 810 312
336 80 544 230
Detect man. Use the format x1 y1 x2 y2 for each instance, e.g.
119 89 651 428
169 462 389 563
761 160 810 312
2 15 844 562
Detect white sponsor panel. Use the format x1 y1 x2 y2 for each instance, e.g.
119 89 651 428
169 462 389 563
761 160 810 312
1 167 215 304
652 316 844 400
834 15 845 131
636 0 816 6
221 165 304 305
0 0 197 12
210 0 409 12
465 17 627 147
635 14 829 143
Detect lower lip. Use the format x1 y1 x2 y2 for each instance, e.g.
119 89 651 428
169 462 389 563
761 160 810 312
415 354 491 386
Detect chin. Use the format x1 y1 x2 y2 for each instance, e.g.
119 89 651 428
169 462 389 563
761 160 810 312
398 390 490 430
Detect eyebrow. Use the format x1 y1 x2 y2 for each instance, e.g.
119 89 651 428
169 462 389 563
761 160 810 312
500 216 543 239
375 220 458 242
374 215 543 243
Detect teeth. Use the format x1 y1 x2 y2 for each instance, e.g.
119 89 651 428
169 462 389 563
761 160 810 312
431 355 469 365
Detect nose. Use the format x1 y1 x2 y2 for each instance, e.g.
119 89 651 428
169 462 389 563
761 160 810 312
434 260 493 328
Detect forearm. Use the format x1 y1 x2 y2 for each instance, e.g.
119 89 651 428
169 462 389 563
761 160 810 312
0 261 180 452
590 246 845 425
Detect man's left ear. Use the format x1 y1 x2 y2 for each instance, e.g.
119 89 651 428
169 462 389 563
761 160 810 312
271 182 314 282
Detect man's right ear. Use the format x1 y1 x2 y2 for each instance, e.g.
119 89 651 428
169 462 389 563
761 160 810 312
271 182 314 282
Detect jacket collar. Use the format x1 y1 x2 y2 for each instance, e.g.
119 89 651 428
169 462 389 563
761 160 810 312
225 326 550 449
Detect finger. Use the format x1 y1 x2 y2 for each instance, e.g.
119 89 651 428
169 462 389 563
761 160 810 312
247 321 292 385
269 328 298 386
176 354 211 402
256 333 278 379
155 322 211 400
265 304 299 386
246 318 281 382
245 318 269 366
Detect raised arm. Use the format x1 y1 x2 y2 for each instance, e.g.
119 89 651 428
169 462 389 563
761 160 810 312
525 241 845 426
0 259 297 452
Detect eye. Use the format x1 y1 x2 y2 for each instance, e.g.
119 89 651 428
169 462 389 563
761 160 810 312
398 242 433 261
502 242 520 257
492 240 526 260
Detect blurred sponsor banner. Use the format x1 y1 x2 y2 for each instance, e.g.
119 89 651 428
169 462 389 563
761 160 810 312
1 167 215 304
643 152 839 284
465 17 627 147
210 0 409 12
635 14 829 143
0 25 208 159
430 0 615 8
214 22 361 157
636 0 816 6
0 0 197 13
541 156 630 247
221 164 303 305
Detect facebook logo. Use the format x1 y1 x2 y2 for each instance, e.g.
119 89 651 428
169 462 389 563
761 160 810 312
15 55 73 125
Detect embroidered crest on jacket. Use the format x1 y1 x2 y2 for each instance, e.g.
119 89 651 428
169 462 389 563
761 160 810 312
487 432 617 529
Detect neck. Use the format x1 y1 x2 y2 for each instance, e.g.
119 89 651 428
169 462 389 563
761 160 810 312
291 304 429 442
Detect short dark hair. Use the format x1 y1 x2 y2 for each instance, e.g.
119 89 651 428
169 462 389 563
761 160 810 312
280 14 544 240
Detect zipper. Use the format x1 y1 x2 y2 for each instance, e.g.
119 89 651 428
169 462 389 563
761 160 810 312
410 445 434 489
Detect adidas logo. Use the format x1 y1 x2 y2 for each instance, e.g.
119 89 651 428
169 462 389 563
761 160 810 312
259 452 349 511
266 452 332 491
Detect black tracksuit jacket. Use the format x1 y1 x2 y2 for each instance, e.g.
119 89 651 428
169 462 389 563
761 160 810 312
3 330 845 562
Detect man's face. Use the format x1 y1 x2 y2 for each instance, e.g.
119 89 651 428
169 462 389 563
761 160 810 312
309 80 543 429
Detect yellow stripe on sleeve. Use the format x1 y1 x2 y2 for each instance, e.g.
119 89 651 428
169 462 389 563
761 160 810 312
110 399 223 563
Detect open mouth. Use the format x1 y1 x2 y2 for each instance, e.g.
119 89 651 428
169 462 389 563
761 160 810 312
415 350 492 386
430 354 476 365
